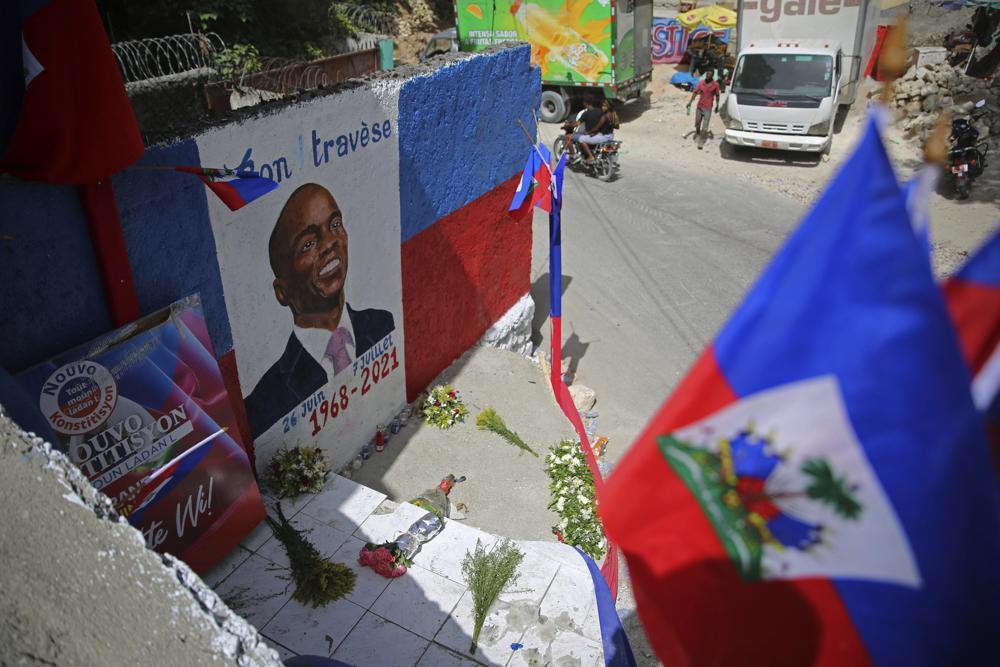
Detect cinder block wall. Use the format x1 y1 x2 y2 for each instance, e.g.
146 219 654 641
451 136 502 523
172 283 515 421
0 44 540 471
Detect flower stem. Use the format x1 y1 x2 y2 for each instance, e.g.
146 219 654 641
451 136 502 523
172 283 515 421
470 623 481 654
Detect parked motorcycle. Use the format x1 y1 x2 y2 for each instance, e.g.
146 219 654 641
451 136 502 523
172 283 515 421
948 99 990 200
552 134 622 182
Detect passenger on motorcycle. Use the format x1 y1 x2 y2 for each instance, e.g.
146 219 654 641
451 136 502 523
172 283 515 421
567 96 615 164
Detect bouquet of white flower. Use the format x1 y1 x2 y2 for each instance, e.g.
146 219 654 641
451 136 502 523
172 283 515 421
544 439 607 561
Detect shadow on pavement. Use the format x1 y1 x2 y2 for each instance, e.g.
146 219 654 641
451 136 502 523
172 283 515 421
530 272 574 347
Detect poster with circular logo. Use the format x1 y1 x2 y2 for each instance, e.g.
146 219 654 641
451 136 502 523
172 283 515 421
39 361 119 436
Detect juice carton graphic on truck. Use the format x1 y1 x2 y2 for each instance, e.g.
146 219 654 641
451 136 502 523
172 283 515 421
455 0 653 122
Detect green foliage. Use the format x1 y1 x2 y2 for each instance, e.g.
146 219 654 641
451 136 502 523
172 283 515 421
215 43 261 79
545 439 606 561
97 0 396 62
802 458 863 521
263 446 331 498
475 408 538 457
462 539 524 655
266 504 357 607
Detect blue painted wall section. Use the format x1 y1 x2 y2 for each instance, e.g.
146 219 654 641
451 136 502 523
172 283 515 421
0 181 112 371
112 140 232 356
397 45 540 243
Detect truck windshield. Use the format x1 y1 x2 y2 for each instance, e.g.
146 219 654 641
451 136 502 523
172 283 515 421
732 54 834 100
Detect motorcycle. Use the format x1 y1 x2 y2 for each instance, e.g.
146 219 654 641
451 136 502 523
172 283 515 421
948 99 990 200
552 133 622 182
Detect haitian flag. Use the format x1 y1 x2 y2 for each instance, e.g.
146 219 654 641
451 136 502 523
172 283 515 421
1 0 144 183
175 167 280 211
943 228 1000 462
601 116 1000 666
509 144 553 214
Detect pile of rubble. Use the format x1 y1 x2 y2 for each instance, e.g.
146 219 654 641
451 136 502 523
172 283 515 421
878 59 999 142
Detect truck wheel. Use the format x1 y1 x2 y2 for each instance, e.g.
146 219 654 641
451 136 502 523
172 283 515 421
540 90 568 124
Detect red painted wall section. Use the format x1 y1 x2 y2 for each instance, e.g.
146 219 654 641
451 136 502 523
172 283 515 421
218 349 256 471
401 175 532 401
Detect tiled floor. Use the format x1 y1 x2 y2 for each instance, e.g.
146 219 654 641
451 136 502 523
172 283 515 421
205 475 604 667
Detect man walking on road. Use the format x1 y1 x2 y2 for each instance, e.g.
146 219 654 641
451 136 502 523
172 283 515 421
686 70 720 150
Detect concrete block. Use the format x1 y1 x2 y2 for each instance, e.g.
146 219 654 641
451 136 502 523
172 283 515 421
476 292 536 357
912 47 949 70
570 384 598 412
0 412 281 666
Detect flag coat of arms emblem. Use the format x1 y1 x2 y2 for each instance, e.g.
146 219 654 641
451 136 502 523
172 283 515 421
601 118 1000 666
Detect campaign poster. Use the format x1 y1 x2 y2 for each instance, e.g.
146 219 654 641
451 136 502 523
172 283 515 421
16 296 265 573
195 82 407 474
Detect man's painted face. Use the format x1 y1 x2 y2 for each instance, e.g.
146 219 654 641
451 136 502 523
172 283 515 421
274 187 349 317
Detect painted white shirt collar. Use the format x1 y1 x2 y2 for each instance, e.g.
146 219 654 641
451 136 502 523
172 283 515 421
293 307 356 378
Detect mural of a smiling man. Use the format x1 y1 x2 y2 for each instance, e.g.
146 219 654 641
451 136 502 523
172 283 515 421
245 182 394 438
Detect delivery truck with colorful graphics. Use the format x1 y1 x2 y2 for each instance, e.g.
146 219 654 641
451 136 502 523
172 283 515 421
453 0 654 123
721 0 881 154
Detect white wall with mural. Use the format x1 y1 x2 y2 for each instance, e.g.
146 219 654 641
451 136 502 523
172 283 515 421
196 80 406 473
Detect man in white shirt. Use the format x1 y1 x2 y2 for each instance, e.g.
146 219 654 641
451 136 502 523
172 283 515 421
245 183 394 439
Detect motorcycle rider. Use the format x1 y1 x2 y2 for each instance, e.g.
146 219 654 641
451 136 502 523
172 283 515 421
565 95 609 163
577 96 615 163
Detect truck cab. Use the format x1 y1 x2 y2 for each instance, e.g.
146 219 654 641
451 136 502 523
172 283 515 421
722 41 841 153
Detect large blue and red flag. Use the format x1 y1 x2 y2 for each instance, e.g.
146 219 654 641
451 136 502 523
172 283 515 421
175 167 280 211
943 228 1000 464
601 115 1000 665
1 0 144 183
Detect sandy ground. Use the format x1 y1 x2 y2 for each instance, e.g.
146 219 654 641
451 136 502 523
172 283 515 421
545 62 999 278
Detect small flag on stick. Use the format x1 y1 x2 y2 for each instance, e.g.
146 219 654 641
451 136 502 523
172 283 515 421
176 167 279 211
509 144 554 214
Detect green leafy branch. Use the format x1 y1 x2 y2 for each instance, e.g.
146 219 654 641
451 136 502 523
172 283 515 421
802 458 863 521
462 539 524 655
476 408 538 457
266 504 356 607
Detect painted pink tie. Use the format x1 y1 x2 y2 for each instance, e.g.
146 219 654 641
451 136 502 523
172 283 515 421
324 327 354 375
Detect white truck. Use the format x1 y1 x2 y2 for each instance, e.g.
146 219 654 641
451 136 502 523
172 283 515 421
722 0 881 154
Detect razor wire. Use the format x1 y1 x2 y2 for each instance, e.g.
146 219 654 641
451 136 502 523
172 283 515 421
332 3 399 35
112 33 226 85
227 57 331 93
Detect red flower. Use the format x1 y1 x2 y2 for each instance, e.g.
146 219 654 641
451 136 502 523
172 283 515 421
434 400 441 407
314 447 322 455
448 391 456 398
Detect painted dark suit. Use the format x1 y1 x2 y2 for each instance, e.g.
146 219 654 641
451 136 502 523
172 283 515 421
245 304 394 438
